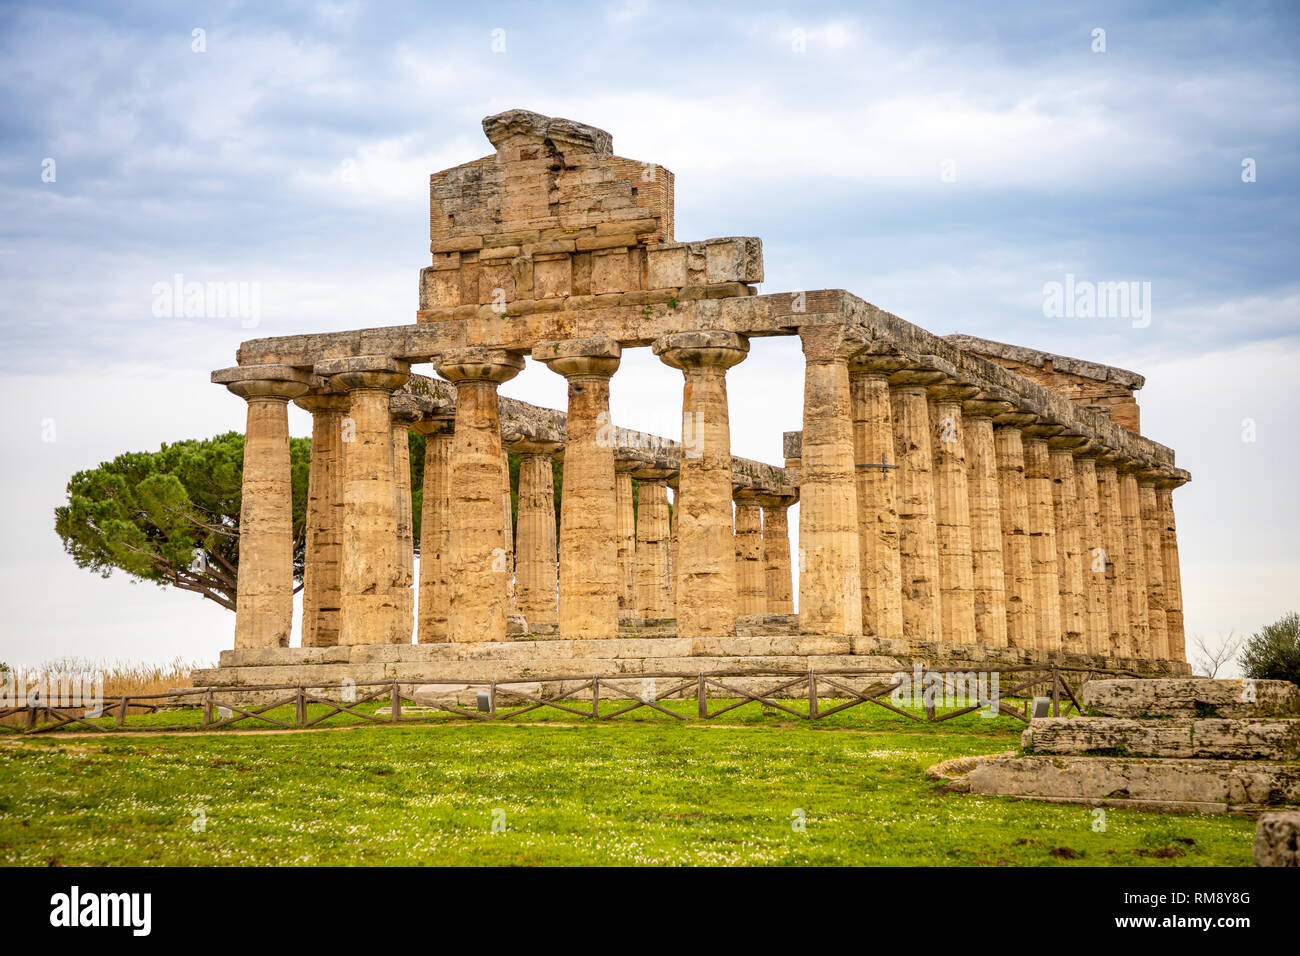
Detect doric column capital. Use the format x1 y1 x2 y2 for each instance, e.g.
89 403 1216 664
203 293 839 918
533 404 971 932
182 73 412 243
294 390 351 415
847 351 909 378
410 412 455 437
926 383 980 403
653 330 749 370
962 398 1014 420
798 324 870 365
888 367 948 388
213 364 312 403
631 465 676 483
389 393 424 426
433 347 524 385
733 487 764 504
533 336 621 380
993 409 1039 428
511 438 563 458
1047 432 1089 451
317 355 411 392
1022 422 1066 440
1071 439 1107 459
754 493 797 510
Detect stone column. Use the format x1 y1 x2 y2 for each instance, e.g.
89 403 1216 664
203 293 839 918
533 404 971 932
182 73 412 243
667 473 679 612
733 490 766 616
1022 428 1063 653
1049 438 1087 655
1156 479 1186 663
412 414 454 643
295 391 349 648
797 326 864 637
389 395 420 644
1096 458 1131 657
633 467 674 619
614 457 639 620
758 495 796 615
1139 475 1170 660
928 385 978 645
214 365 311 649
653 331 748 637
848 357 904 640
317 356 410 646
535 337 621 640
434 347 523 643
993 417 1036 651
890 370 947 643
1073 447 1110 656
961 400 1008 648
502 455 515 610
1118 464 1151 658
513 442 560 626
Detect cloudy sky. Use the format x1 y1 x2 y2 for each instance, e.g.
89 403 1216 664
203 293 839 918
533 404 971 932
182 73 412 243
1 0 1296 673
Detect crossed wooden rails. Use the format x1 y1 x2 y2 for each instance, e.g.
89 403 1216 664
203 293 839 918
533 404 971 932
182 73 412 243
1 663 1142 735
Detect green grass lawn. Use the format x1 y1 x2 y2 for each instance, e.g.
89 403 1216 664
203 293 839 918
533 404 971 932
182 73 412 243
0 701 1257 866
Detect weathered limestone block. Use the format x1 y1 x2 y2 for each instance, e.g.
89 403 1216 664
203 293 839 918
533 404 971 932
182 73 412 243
435 347 523 642
1156 481 1186 662
534 337 622 640
1118 467 1151 657
514 442 560 626
1096 461 1131 657
654 331 748 637
1022 433 1062 653
317 356 411 646
502 449 516 610
295 391 349 648
390 395 421 644
412 416 454 642
1139 478 1169 659
1080 678 1300 719
798 326 864 637
965 754 1300 811
733 491 766 616
1049 441 1087 654
850 360 904 639
928 387 977 645
1073 450 1110 656
614 457 638 618
215 365 312 649
633 469 673 619
1023 717 1300 760
994 422 1035 651
1254 811 1300 867
758 495 795 615
890 371 946 643
961 404 1007 648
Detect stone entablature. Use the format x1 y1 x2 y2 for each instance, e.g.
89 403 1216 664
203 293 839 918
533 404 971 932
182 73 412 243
212 109 1191 669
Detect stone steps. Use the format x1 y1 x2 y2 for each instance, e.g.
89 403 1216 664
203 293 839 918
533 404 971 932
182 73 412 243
1023 717 1300 760
1079 678 1300 719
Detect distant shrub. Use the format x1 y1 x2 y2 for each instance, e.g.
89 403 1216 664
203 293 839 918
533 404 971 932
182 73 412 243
1239 612 1300 687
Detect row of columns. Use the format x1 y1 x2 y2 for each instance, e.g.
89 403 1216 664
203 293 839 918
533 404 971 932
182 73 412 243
225 330 1184 662
793 333 1185 661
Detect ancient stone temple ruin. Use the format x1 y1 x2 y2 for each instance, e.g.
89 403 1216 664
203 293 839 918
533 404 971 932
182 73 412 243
199 109 1191 692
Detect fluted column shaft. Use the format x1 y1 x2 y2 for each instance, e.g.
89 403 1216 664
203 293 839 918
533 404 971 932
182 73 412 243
615 461 638 619
654 332 748 638
515 446 560 625
797 327 863 637
929 392 976 645
389 399 419 644
1118 468 1150 657
436 349 522 643
1096 462 1131 657
222 370 309 649
1074 453 1110 656
414 417 454 643
1139 479 1169 659
891 378 944 642
1156 484 1186 662
536 338 621 640
1050 443 1086 654
1023 435 1062 653
759 497 795 615
850 366 903 639
297 393 349 648
634 474 673 619
962 410 1007 648
733 492 766 616
994 424 1036 651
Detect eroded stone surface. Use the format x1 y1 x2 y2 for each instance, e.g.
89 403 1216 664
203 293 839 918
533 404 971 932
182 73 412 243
1253 811 1300 866
1023 716 1300 760
1080 678 1300 719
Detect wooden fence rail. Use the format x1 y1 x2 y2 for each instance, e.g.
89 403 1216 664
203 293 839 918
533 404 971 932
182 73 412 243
1 663 1138 735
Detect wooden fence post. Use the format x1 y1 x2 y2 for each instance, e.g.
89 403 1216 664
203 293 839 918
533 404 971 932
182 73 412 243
390 681 401 722
808 671 818 719
697 674 707 719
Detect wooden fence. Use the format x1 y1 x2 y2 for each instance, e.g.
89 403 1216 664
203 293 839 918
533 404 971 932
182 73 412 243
0 663 1140 735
